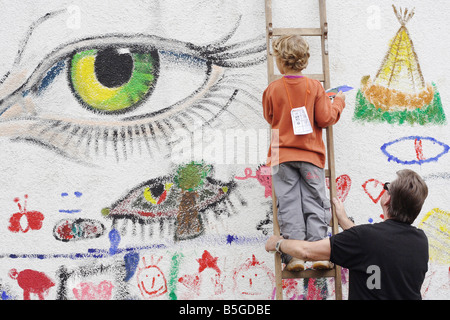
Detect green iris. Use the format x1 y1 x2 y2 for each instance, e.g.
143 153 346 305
69 47 159 113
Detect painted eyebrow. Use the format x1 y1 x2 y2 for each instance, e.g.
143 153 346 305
1 9 265 100
4 35 203 99
14 9 67 66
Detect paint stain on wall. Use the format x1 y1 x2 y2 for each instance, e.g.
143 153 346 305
235 165 272 198
72 280 114 300
9 269 55 300
353 6 446 125
8 195 44 233
329 174 352 202
362 179 386 203
418 208 450 265
53 218 106 242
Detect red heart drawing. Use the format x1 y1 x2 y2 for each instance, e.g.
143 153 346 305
336 174 352 202
362 179 386 203
326 174 352 202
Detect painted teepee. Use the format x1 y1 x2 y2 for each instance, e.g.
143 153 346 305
374 7 424 93
354 5 446 125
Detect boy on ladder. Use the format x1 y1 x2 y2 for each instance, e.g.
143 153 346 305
263 34 345 271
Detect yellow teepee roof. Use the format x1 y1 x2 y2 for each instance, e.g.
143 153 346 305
374 6 426 93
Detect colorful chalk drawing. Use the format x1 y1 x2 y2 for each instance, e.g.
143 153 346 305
137 256 168 299
326 174 352 202
1 1 449 301
178 250 225 299
232 255 274 300
8 269 55 300
102 162 245 241
362 179 387 204
8 195 44 233
381 136 449 165
59 191 83 214
353 6 446 125
72 280 114 300
55 260 129 299
235 165 272 198
418 208 450 265
53 218 106 242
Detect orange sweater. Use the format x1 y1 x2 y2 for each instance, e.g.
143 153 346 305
263 76 345 168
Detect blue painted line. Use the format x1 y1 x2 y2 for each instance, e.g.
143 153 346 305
59 209 82 213
380 136 450 165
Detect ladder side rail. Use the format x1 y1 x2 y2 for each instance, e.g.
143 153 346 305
265 0 284 301
265 0 342 300
319 0 343 300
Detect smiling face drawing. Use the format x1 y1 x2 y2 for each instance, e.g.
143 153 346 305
136 256 167 299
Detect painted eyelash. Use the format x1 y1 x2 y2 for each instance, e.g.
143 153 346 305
194 35 267 68
23 74 246 163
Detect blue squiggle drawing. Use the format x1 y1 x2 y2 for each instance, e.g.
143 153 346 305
381 136 450 165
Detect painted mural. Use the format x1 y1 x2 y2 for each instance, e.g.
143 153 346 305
0 0 449 300
353 6 446 125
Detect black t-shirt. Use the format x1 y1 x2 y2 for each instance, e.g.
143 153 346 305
329 219 428 300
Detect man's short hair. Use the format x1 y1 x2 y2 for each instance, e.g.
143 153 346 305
388 169 428 224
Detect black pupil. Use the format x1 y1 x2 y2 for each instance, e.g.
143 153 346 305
150 183 165 198
94 48 133 88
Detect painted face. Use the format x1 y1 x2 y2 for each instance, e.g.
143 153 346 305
232 255 274 299
234 265 273 298
137 264 167 298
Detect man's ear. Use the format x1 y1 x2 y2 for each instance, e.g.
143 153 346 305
381 190 391 207
383 192 391 207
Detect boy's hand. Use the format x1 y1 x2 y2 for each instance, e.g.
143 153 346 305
335 91 345 101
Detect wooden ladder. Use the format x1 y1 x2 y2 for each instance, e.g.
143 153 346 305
265 0 343 300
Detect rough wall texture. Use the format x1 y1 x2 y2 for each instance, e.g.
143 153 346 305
0 0 448 300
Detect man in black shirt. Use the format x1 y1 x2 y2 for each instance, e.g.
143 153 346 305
265 169 429 299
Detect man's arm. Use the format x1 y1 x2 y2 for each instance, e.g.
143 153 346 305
265 197 355 260
265 236 331 261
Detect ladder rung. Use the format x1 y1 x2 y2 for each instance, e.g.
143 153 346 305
282 268 336 279
270 74 325 82
271 27 322 37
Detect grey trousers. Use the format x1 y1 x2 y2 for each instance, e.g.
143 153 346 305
272 161 331 263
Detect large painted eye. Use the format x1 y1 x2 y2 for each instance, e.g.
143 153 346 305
0 18 266 163
70 47 159 114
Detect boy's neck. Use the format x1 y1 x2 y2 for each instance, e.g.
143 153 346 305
283 71 303 76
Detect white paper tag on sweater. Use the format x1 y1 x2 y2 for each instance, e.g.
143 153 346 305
291 106 313 135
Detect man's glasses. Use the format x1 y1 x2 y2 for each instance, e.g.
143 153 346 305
384 182 390 192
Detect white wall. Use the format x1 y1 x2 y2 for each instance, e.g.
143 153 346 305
0 0 448 300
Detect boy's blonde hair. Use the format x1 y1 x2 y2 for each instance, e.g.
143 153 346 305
272 35 310 72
